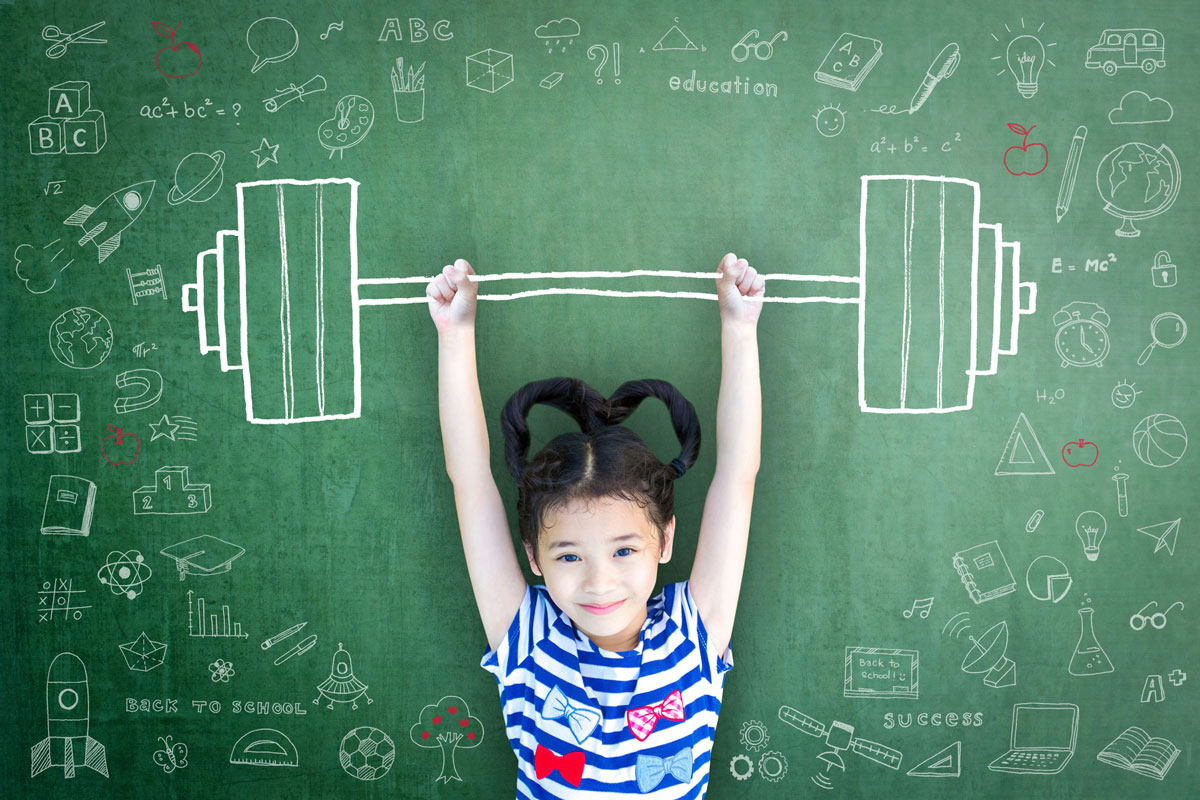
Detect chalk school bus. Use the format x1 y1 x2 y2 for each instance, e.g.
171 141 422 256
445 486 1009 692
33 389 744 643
1085 28 1166 75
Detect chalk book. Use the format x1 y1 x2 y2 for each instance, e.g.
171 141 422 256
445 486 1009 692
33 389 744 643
814 33 883 92
952 540 1016 604
40 475 97 536
1096 726 1179 780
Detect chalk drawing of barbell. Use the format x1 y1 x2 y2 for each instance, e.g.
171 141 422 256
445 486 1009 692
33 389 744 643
181 177 1036 424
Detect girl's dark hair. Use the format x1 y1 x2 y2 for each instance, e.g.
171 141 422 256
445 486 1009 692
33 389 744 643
501 377 701 563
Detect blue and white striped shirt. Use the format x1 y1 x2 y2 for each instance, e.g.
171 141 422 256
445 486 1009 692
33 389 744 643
481 580 734 798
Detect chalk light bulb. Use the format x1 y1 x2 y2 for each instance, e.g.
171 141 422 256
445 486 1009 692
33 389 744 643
1075 510 1107 562
1006 34 1045 98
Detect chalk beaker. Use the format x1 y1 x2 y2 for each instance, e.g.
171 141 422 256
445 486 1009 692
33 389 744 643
1068 607 1114 676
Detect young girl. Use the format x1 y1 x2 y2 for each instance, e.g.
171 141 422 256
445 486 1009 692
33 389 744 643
428 254 762 797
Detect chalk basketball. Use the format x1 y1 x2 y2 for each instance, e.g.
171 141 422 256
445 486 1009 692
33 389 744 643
1132 413 1188 468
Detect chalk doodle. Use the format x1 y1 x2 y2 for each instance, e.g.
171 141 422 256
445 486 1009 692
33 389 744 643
97 550 152 599
120 632 166 672
246 18 297 73
31 653 108 778
152 735 188 773
41 475 95 536
410 696 484 783
38 578 91 622
187 589 248 639
25 393 81 454
340 727 396 780
42 21 106 58
991 19 1056 98
140 97 242 120
314 643 372 709
535 18 580 52
153 22 202 78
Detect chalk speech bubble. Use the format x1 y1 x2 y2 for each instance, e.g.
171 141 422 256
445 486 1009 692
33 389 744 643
246 17 298 74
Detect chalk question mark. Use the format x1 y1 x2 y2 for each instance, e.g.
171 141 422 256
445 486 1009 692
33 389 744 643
588 44 608 84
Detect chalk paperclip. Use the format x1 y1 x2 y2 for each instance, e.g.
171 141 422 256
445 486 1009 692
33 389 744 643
263 74 327 113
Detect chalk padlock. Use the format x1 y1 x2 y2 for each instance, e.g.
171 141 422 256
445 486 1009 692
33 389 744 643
1152 250 1176 288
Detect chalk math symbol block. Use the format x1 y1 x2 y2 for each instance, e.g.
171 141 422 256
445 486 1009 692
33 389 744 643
133 465 211 514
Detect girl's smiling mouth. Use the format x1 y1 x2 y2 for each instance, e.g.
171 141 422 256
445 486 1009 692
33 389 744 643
580 600 624 615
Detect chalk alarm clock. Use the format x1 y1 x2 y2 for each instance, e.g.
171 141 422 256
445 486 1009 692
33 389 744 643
1053 301 1110 367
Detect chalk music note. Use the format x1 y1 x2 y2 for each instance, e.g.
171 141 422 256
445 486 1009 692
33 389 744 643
320 21 343 40
903 597 935 619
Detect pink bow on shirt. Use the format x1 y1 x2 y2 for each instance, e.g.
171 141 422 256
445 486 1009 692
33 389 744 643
626 689 685 741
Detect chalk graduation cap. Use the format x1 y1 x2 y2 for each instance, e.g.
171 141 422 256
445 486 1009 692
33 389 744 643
160 534 245 580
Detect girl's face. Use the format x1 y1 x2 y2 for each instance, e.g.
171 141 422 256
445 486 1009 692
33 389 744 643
525 496 674 653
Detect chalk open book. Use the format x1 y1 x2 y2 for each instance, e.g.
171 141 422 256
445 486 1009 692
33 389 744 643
1096 726 1179 780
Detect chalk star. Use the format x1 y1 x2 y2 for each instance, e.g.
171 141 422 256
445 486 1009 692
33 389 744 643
149 414 180 442
251 137 279 168
1168 669 1187 686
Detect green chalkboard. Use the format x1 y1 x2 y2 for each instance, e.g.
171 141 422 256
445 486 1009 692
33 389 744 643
2 0 1197 797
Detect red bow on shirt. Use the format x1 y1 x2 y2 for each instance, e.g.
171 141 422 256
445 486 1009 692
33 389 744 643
626 689 685 741
534 744 585 786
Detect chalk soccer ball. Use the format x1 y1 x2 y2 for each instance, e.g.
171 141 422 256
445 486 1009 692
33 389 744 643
1132 413 1187 468
339 726 395 780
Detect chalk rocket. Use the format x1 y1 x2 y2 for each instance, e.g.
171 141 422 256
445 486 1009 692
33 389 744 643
30 652 108 779
63 179 155 263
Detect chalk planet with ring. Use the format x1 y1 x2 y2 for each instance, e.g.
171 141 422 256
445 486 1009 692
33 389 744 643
168 150 226 205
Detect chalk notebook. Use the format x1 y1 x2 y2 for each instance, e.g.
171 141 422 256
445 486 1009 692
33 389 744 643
1096 726 1179 780
952 540 1016 604
40 475 96 536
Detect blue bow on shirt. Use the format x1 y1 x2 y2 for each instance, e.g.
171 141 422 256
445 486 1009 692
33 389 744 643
541 685 602 744
636 747 693 793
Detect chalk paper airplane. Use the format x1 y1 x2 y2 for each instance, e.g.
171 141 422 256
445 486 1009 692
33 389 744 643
1138 519 1179 556
995 413 1055 475
907 740 961 777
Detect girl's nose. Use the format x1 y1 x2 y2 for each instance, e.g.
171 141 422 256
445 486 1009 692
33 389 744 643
582 562 617 593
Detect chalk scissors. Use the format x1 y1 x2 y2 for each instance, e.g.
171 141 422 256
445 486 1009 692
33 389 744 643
43 21 108 59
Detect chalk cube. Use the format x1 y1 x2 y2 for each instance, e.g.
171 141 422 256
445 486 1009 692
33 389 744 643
63 109 106 154
48 81 91 119
29 117 64 155
466 48 514 93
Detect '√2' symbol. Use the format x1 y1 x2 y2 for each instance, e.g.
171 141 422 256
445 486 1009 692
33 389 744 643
115 368 163 413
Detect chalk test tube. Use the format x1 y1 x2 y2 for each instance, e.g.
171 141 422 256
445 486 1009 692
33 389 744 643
183 175 1036 424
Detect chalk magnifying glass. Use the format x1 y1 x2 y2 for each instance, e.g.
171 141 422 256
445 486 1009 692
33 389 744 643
1137 312 1187 365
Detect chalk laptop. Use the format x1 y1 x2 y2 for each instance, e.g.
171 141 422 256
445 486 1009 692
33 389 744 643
988 703 1079 774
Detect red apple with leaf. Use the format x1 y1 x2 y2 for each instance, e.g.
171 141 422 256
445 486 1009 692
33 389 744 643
1003 123 1048 175
101 424 140 465
154 21 202 78
1062 438 1099 467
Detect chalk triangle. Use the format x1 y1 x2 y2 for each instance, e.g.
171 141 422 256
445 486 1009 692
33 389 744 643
907 740 961 777
995 413 1055 475
1138 519 1179 556
653 25 698 51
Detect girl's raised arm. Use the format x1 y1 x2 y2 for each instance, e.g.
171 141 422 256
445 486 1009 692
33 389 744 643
690 254 764 658
430 259 528 650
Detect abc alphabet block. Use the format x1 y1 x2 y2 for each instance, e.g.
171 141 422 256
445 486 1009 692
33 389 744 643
63 109 107 154
28 117 64 155
48 80 91 119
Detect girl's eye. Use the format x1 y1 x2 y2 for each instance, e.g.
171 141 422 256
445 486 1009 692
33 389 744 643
615 547 634 557
558 554 580 563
